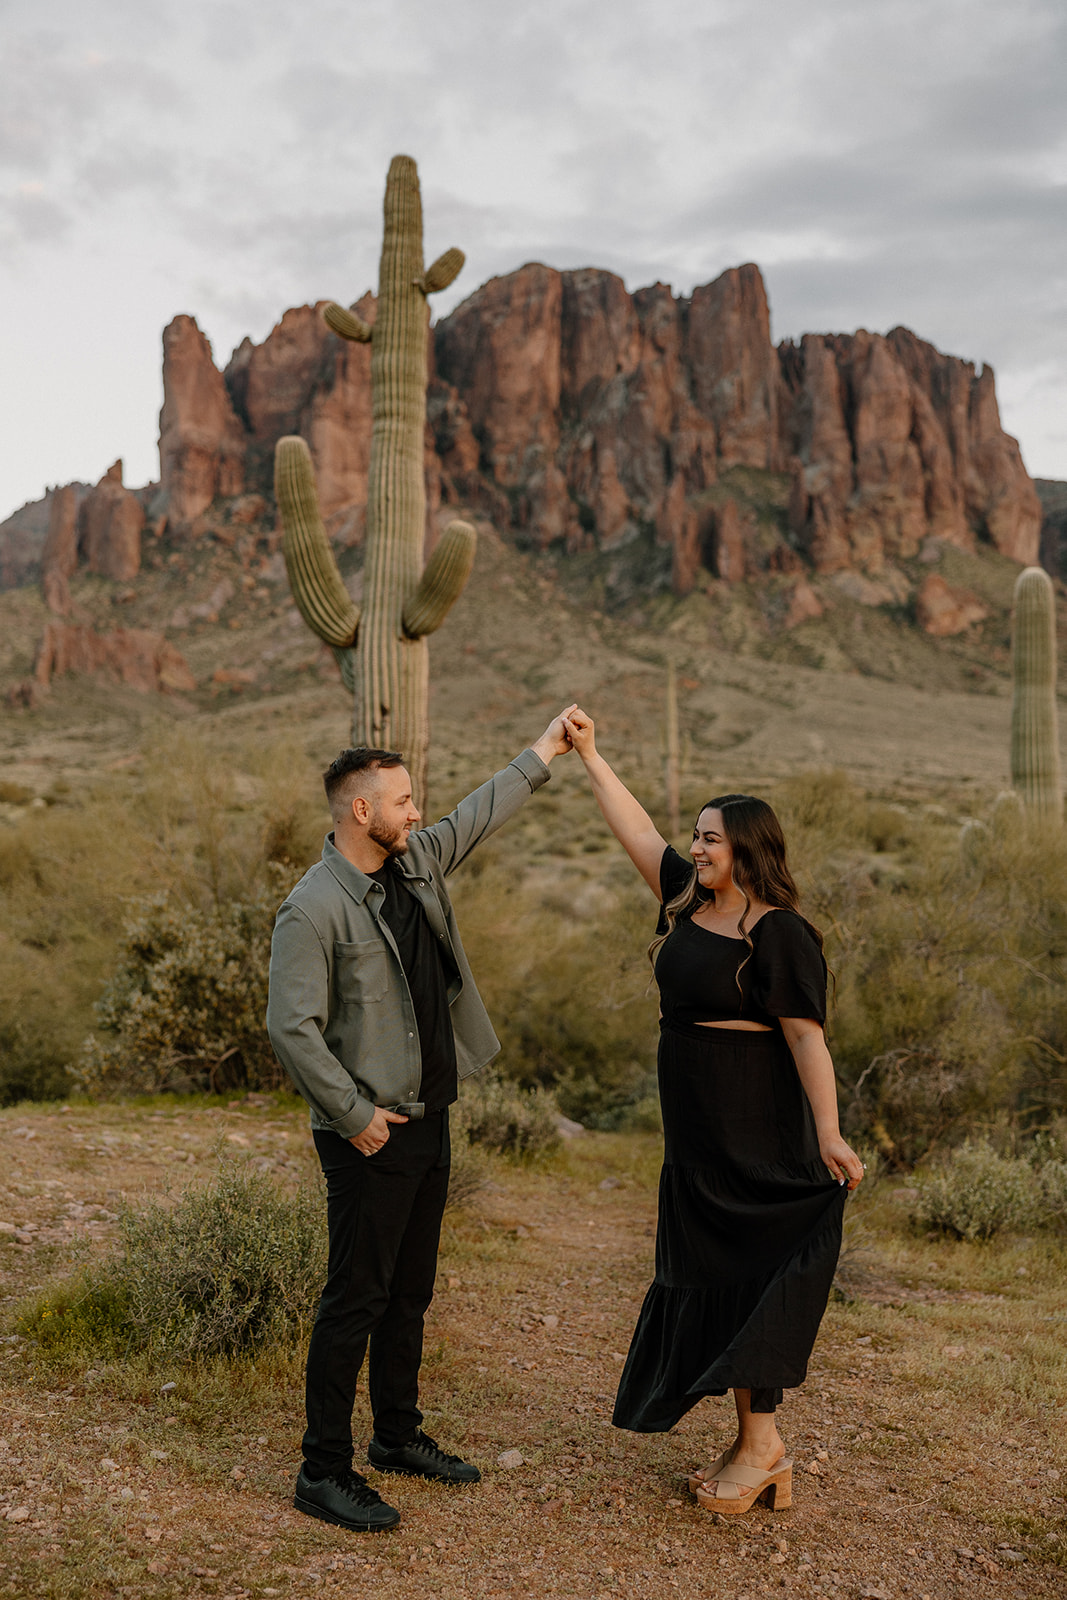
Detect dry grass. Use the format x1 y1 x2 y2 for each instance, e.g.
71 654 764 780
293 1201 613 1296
1 1098 1065 1600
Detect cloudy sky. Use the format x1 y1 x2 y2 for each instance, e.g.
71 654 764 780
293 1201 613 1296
2 0 1065 522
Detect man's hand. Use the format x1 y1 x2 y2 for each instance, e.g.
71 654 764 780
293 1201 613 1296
349 1106 408 1156
531 704 578 766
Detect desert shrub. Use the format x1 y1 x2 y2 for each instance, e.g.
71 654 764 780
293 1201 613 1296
454 1071 560 1156
450 852 659 1126
0 731 326 1103
20 1160 325 1358
445 1136 490 1209
910 1139 1052 1240
0 1018 72 1105
72 880 289 1097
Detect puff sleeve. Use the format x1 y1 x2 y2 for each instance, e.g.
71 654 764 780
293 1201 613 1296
660 845 695 904
752 911 827 1023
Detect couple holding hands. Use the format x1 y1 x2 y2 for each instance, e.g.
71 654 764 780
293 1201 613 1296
266 704 863 1532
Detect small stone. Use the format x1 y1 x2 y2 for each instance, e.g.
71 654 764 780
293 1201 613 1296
149 1450 169 1461
99 1457 120 1471
5 1508 30 1523
145 1527 163 1543
231 1467 245 1480
942 1345 966 1359
160 1381 177 1393
497 1449 525 1469
513 1224 529 1237
667 1497 682 1507
769 1552 787 1565
599 1177 622 1190
541 1314 559 1329
119 1487 134 1500
806 1461 822 1475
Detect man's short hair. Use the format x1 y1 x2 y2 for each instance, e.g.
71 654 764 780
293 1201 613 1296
323 748 405 816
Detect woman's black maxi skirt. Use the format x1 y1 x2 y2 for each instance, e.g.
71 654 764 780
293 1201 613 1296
613 1021 847 1433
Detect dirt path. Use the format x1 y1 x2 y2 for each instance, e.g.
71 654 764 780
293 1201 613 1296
0 1102 1063 1599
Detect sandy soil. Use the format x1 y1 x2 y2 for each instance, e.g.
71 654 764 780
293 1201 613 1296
0 1100 1064 1600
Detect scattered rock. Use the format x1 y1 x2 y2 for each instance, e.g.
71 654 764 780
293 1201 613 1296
598 1177 622 1190
5 1507 30 1523
497 1449 525 1469
556 1116 585 1139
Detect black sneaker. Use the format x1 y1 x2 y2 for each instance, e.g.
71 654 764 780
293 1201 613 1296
367 1429 481 1484
294 1465 401 1531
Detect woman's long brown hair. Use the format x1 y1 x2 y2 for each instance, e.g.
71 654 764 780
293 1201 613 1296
649 794 824 995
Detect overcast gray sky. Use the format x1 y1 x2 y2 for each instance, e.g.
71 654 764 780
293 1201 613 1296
2 0 1065 522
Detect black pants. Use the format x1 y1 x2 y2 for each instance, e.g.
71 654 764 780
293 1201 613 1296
303 1110 451 1475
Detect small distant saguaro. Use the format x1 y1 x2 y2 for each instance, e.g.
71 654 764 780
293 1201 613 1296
1010 565 1063 825
274 155 475 812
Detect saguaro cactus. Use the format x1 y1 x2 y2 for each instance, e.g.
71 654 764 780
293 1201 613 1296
1010 565 1062 824
275 154 474 810
664 662 680 838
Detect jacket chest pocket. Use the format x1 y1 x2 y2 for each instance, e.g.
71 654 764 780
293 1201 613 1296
333 939 389 1006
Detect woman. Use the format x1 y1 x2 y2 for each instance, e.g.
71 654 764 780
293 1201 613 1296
562 708 863 1516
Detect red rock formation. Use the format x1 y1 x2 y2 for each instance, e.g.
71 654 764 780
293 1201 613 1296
158 315 246 528
40 484 79 613
77 461 144 582
688 265 780 470
33 622 195 693
781 327 1041 575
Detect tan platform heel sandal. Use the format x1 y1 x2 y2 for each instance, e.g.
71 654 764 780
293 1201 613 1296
687 1446 734 1497
694 1455 792 1515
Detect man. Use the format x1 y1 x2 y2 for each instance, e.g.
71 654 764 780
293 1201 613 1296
266 710 575 1532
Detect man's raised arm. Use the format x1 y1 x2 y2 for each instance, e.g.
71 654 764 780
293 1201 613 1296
416 705 576 876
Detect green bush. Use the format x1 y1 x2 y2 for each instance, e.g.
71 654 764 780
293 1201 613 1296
72 880 289 1097
454 1071 560 1156
910 1138 1067 1240
0 729 326 1103
21 1160 325 1358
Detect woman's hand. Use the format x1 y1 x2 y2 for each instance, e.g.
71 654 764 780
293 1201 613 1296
562 707 597 761
819 1132 865 1191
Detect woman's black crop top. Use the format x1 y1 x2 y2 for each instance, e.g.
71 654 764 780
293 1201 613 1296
654 846 827 1029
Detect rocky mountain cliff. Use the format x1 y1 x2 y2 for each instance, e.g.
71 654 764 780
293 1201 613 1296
1 260 1051 645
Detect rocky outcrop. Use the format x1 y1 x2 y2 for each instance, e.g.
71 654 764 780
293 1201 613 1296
77 461 144 582
3 259 1042 623
40 484 79 613
33 622 195 693
915 573 989 636
158 315 246 528
780 327 1041 575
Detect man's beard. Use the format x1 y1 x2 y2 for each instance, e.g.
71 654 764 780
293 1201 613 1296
368 813 409 857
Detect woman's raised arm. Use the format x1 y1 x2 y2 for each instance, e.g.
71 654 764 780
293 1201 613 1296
563 709 668 898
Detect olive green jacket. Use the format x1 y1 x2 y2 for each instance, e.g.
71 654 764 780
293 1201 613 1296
265 748 550 1138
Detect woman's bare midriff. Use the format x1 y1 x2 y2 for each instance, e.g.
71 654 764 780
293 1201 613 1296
658 1011 773 1032
695 1019 773 1031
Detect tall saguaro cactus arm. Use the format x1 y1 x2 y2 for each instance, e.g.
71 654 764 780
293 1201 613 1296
1010 565 1062 824
274 437 360 649
402 519 477 638
273 155 471 811
323 304 372 342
